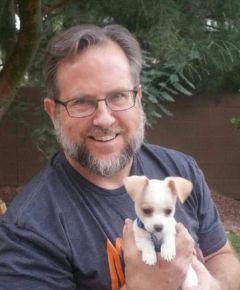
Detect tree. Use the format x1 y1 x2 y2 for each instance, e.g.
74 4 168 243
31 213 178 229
0 0 42 122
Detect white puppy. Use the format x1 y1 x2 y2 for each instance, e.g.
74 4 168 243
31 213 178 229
123 175 198 288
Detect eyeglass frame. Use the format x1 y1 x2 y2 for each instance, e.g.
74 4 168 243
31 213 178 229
53 88 139 118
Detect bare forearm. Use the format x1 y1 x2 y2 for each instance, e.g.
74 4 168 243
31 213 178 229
206 250 240 290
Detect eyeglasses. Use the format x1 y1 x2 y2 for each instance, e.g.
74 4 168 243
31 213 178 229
54 89 138 118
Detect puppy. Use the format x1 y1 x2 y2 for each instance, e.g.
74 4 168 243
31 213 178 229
123 175 198 288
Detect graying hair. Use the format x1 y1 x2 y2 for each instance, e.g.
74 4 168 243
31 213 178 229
43 24 142 99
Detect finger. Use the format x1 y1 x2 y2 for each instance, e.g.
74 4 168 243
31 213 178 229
175 225 195 264
181 260 204 290
191 258 208 278
176 223 193 243
123 218 133 237
123 218 133 233
176 222 185 233
122 219 135 253
177 223 192 239
122 219 142 263
176 223 189 236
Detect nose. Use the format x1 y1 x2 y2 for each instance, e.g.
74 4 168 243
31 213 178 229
92 99 116 128
154 224 163 232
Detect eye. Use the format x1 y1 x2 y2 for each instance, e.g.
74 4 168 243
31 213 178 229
108 92 128 105
68 98 96 113
164 208 172 216
71 98 93 106
142 208 153 216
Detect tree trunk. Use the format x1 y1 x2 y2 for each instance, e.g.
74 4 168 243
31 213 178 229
0 0 42 122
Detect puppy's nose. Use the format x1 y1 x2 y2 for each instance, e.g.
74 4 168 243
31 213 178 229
154 225 163 232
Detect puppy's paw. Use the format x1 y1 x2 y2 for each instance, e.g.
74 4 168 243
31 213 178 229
160 243 176 262
142 251 157 266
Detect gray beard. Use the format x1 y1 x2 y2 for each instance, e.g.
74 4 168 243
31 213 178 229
53 107 146 177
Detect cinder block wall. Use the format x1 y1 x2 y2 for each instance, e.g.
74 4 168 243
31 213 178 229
147 93 240 199
0 88 240 199
0 88 44 186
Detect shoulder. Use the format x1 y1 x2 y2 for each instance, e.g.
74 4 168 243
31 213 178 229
140 143 193 161
2 152 71 239
137 144 198 179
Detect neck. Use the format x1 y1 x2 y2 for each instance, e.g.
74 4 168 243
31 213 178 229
65 153 133 190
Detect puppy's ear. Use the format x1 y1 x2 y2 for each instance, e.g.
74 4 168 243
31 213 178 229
165 177 193 203
123 175 149 201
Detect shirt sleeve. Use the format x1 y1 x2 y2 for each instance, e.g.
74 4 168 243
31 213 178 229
191 159 227 257
0 221 75 290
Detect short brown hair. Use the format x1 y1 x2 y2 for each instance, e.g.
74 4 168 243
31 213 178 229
43 24 142 99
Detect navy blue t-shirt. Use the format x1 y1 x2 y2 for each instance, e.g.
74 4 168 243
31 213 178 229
0 144 227 290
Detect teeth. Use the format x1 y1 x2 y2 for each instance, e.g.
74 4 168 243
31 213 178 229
92 135 116 141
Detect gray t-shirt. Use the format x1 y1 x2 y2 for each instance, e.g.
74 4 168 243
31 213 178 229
0 144 227 290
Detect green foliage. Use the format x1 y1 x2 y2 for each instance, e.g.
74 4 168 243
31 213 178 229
229 233 240 254
141 51 194 126
231 117 240 128
26 0 240 93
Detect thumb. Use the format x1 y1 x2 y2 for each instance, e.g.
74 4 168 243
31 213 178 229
122 219 138 260
123 219 134 246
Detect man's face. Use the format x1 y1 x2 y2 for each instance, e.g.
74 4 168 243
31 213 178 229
45 41 145 176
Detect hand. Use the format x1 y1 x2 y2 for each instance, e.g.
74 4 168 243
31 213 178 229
123 219 195 290
182 259 221 290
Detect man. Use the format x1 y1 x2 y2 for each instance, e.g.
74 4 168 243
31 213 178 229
0 24 239 290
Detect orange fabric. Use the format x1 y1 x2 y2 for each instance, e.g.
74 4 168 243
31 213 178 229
106 238 124 290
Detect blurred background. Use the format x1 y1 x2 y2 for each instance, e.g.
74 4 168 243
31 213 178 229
0 0 240 204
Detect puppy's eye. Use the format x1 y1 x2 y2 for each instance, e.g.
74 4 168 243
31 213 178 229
164 208 172 216
142 208 153 216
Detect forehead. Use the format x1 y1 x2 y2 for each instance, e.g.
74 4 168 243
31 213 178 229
57 41 134 98
141 180 175 206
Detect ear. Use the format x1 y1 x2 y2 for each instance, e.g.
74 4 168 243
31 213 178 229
123 175 149 201
44 98 56 123
165 177 193 203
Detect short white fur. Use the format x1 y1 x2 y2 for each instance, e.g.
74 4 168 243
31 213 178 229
123 175 198 288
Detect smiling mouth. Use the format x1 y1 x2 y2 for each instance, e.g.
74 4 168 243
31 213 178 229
89 134 118 142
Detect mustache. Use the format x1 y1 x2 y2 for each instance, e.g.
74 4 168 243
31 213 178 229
87 126 125 137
